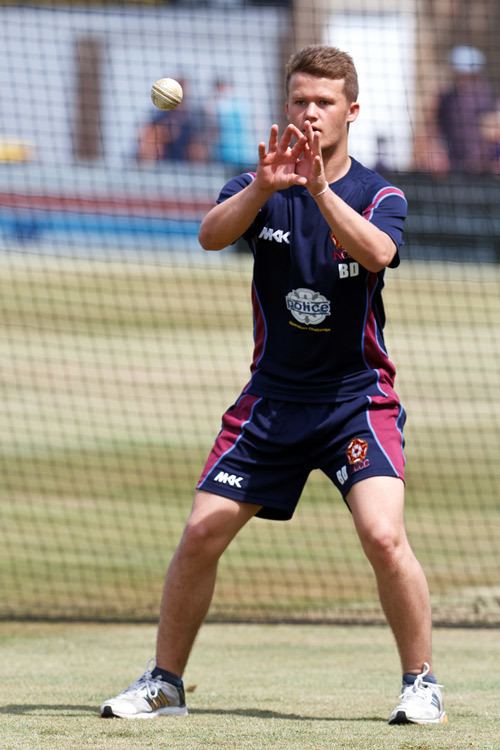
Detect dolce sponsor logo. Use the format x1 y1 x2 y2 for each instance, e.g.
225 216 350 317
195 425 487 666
286 288 331 325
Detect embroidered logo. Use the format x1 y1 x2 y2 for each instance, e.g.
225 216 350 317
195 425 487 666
331 232 348 261
346 438 368 465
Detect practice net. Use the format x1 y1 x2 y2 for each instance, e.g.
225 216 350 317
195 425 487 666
1 0 499 625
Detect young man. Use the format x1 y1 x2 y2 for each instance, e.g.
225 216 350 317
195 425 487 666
101 45 446 726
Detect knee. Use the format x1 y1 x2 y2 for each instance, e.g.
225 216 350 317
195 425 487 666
178 517 226 562
360 525 407 570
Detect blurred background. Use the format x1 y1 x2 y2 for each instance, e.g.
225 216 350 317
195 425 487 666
0 0 499 626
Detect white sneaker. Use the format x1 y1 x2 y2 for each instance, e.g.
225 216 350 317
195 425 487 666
388 662 447 725
101 662 188 719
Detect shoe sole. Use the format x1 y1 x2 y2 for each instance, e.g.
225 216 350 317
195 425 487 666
389 710 448 725
101 705 188 719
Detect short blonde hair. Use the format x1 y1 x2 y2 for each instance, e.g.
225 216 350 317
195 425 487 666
286 45 359 103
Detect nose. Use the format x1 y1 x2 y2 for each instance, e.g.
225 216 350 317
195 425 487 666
305 102 318 119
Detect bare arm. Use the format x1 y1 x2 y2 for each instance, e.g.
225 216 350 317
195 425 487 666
313 188 397 272
198 180 273 251
299 122 398 272
199 124 307 251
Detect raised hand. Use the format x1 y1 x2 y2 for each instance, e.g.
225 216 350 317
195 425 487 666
255 124 308 192
295 120 329 196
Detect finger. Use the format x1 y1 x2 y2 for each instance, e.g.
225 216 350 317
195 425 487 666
312 130 321 156
286 123 304 143
289 132 307 159
278 123 298 152
303 120 314 146
299 141 312 160
285 174 308 187
268 124 279 152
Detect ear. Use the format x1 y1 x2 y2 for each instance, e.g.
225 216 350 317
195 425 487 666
347 102 360 123
285 101 290 120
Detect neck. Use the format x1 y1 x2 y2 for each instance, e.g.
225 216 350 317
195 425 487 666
322 149 352 183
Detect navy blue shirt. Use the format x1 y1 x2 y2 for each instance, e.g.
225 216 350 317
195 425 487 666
217 157 407 403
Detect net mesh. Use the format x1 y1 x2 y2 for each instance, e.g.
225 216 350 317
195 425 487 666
1 0 499 625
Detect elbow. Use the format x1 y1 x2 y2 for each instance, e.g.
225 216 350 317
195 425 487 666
365 257 389 273
365 240 397 273
198 223 226 251
198 235 220 252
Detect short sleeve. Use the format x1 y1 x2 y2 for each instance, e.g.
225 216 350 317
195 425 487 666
216 172 257 203
215 172 268 244
362 187 408 268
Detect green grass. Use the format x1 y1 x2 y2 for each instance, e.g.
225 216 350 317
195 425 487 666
0 254 499 623
0 622 499 750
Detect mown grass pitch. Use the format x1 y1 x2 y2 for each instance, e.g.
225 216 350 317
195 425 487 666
0 621 499 750
0 252 499 623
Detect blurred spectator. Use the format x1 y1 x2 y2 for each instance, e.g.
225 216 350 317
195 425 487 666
416 46 496 174
480 103 500 174
136 78 210 163
208 78 255 170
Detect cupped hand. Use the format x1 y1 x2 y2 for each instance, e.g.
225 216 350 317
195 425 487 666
255 124 308 191
295 120 328 196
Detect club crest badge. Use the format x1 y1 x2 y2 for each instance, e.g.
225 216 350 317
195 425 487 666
346 438 368 465
330 232 347 260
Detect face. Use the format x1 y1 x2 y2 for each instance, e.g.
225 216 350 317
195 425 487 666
286 72 359 152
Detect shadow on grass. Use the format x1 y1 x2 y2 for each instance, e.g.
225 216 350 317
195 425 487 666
190 708 386 722
0 704 97 716
0 705 386 722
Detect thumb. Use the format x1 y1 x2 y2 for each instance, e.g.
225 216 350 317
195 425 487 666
291 175 308 187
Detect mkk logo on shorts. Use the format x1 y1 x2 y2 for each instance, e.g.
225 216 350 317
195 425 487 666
213 471 245 488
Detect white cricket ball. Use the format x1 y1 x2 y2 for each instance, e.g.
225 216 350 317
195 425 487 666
151 78 183 110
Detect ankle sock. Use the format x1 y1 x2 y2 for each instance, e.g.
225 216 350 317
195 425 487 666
151 666 183 687
403 670 437 685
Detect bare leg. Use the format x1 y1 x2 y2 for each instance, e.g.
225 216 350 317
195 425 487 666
347 476 432 674
155 490 261 676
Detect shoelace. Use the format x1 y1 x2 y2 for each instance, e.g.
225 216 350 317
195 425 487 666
125 658 163 700
399 662 444 703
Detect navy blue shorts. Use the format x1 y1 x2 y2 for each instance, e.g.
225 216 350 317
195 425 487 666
197 390 406 520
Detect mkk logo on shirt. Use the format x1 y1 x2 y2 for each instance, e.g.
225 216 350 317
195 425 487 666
258 226 290 244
